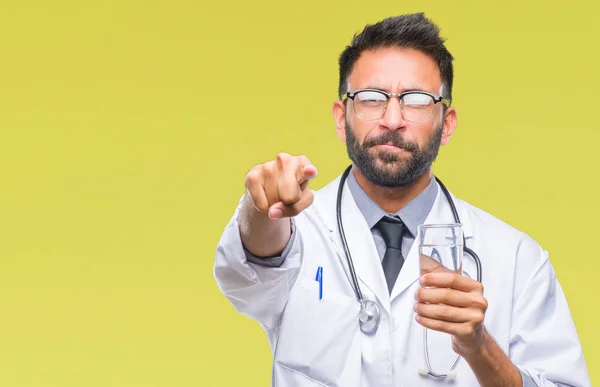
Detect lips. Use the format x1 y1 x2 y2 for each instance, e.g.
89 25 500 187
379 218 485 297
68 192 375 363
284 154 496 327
375 143 405 151
364 134 417 153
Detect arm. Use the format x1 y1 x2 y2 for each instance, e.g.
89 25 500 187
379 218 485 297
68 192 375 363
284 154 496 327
239 152 317 257
415 240 591 387
213 153 318 329
213 198 303 329
508 245 590 386
238 189 292 258
415 272 523 387
461 328 523 386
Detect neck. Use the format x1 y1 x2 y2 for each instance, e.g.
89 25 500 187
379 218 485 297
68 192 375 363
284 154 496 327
352 166 432 214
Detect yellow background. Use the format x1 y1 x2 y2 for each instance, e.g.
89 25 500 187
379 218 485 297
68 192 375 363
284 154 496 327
0 0 597 386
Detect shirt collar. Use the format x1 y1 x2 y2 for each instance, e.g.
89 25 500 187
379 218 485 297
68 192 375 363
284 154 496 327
346 169 438 238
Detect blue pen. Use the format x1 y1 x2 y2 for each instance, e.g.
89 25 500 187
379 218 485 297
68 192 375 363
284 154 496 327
315 266 323 300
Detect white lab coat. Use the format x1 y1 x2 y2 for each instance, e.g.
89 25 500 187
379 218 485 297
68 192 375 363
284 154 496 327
214 174 590 387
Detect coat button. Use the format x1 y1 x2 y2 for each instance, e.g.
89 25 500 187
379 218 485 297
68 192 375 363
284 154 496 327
392 317 399 331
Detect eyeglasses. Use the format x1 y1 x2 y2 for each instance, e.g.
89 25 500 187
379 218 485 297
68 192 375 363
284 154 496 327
345 89 450 123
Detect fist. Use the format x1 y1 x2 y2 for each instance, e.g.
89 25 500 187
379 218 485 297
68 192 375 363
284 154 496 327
244 153 318 219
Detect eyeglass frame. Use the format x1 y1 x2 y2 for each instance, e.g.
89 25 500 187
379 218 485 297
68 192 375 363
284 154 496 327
344 88 451 123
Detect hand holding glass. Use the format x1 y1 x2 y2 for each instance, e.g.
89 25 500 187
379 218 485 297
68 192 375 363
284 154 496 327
417 223 464 379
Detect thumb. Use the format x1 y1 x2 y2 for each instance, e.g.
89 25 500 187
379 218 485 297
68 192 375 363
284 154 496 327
267 203 285 219
419 253 447 276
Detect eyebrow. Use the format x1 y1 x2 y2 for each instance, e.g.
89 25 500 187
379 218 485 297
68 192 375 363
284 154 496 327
362 85 428 93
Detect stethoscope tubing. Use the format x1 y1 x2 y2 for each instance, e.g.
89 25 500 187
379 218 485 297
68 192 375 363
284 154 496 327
336 165 483 379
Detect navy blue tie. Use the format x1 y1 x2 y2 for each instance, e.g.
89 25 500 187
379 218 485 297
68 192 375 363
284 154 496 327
375 217 406 294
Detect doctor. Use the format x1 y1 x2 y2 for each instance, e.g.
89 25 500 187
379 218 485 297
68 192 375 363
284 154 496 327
213 13 590 387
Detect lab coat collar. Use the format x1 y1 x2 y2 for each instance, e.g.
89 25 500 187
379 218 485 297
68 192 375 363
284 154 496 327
389 182 474 301
312 172 474 311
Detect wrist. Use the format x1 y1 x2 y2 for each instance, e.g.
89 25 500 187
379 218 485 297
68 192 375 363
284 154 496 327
459 327 492 362
459 328 523 387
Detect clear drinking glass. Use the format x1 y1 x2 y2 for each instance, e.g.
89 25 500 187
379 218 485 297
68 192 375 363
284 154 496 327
418 224 463 276
417 223 464 378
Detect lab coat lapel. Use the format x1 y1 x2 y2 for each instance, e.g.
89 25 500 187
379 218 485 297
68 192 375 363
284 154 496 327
390 183 475 301
313 175 391 315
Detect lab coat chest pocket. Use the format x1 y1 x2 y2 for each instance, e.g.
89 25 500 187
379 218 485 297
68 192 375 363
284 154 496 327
274 278 359 386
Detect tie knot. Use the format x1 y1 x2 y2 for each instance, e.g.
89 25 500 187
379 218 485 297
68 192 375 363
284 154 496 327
375 217 405 250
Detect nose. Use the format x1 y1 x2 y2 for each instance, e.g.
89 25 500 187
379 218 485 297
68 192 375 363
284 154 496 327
380 97 407 131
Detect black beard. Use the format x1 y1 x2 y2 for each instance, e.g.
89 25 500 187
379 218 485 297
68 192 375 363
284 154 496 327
345 120 443 187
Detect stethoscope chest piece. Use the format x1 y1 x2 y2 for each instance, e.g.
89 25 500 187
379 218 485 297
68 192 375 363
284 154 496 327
336 165 481 380
359 299 381 334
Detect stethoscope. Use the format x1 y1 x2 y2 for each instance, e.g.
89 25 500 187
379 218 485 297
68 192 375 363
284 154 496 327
336 165 482 380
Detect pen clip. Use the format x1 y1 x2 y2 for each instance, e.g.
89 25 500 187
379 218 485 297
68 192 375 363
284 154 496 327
315 266 323 300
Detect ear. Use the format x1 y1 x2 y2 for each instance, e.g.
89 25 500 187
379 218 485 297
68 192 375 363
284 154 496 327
332 99 347 141
440 106 457 146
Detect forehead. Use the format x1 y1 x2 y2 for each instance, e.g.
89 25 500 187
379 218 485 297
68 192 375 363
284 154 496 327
348 47 442 92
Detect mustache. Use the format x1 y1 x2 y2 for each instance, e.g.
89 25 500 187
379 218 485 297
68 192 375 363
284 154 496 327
362 132 419 153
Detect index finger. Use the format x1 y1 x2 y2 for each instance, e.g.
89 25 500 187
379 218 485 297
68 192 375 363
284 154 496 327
419 271 482 293
295 159 318 185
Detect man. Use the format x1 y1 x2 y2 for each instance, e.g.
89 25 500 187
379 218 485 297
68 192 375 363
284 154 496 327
213 13 590 387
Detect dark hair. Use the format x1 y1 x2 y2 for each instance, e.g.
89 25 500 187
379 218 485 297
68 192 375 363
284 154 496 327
337 13 454 103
